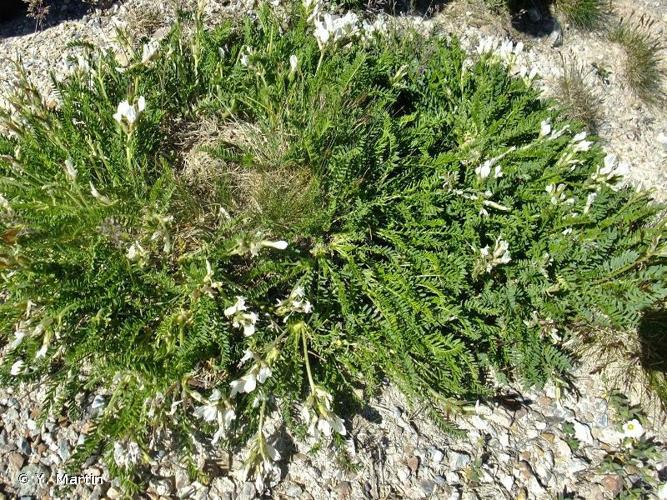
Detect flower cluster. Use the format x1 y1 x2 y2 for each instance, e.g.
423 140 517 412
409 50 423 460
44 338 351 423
479 237 512 273
474 147 516 180
126 240 148 264
313 12 360 49
230 358 273 397
539 118 570 140
224 296 259 337
301 385 346 438
242 431 281 493
475 36 537 82
275 286 313 321
113 96 146 132
193 389 236 445
545 183 575 206
571 131 593 153
590 153 629 189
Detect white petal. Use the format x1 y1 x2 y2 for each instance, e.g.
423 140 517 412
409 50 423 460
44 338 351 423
10 360 24 376
257 366 272 384
223 408 236 427
261 240 288 251
317 418 332 436
242 373 257 393
266 442 281 461
331 415 347 435
224 296 247 317
194 404 218 422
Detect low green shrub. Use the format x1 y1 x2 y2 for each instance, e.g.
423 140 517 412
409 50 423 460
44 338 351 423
0 2 665 492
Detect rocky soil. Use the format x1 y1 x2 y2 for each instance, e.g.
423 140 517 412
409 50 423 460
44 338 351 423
1 1 666 499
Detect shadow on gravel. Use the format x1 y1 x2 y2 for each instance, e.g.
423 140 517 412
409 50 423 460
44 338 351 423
638 308 667 405
0 0 113 39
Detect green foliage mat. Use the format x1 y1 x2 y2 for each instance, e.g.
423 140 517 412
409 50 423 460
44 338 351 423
0 2 665 490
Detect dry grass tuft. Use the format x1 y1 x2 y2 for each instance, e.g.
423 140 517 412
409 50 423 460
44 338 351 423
608 15 666 106
555 55 603 131
175 117 320 236
555 0 610 30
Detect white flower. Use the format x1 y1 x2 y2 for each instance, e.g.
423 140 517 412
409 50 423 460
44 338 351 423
239 349 255 367
479 237 511 272
313 12 359 49
211 407 236 445
0 193 10 212
545 183 567 205
495 239 511 264
230 365 272 397
193 388 236 444
313 21 330 48
224 296 247 317
249 239 288 257
475 162 491 180
10 360 24 376
539 119 551 138
583 192 597 214
289 54 298 73
224 297 258 336
233 311 258 337
113 100 136 125
302 387 347 438
622 419 644 439
257 365 272 383
571 131 592 152
126 241 147 262
276 286 313 319
113 97 145 127
219 207 232 220
141 41 159 64
475 147 515 180
35 344 48 359
595 154 629 187
9 329 26 350
573 131 587 142
64 158 77 180
194 402 219 422
230 373 257 396
89 182 111 204
657 482 667 500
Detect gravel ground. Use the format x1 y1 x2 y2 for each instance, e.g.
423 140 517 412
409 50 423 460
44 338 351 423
1 1 666 499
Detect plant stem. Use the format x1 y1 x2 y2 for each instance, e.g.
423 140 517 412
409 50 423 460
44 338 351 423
301 325 317 391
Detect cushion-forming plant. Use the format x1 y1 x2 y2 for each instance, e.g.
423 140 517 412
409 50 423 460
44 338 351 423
0 2 665 493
